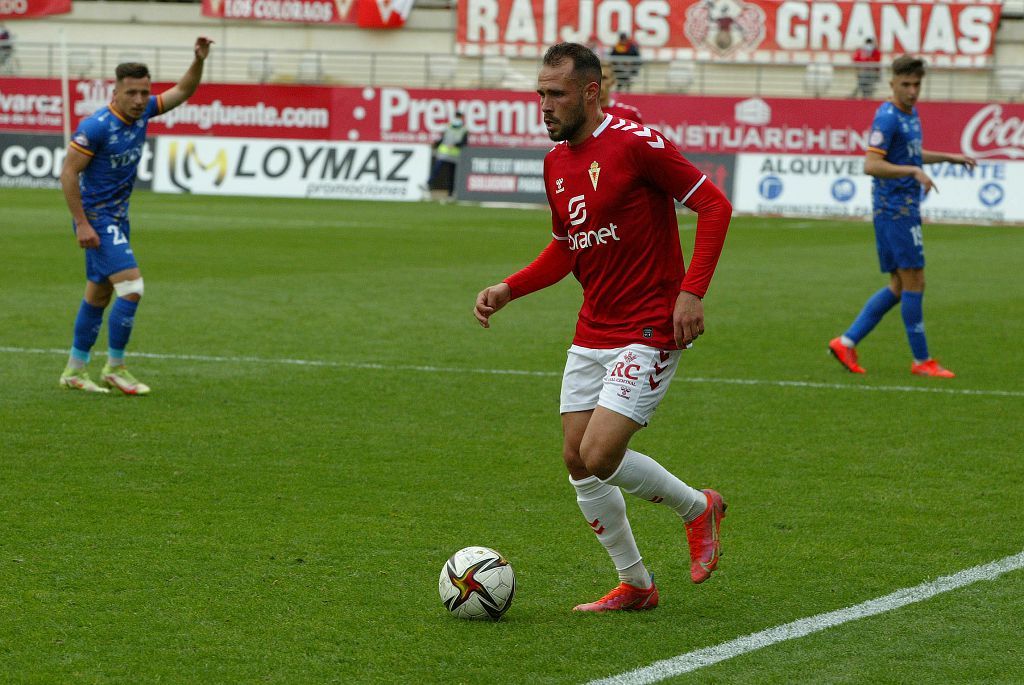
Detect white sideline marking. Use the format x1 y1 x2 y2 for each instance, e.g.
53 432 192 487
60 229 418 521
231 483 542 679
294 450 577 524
587 550 1024 685
3 346 1023 398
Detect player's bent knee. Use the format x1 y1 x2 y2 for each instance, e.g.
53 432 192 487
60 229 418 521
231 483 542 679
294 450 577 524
113 277 144 300
563 445 587 474
578 443 619 480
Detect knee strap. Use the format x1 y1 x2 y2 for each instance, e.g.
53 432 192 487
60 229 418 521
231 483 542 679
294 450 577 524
113 277 144 298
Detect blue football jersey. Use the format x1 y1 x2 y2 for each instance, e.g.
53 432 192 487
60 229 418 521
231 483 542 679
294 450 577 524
866 102 923 219
69 95 163 220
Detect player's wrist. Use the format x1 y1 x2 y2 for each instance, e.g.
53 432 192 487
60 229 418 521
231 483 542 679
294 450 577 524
678 287 702 300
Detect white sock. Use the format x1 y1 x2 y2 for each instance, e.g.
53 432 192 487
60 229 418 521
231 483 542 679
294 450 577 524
66 356 86 370
840 335 856 348
603 449 707 521
570 475 649 586
618 559 652 589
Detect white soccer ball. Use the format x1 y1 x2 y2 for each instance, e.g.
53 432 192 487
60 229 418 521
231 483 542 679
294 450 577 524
438 546 516 620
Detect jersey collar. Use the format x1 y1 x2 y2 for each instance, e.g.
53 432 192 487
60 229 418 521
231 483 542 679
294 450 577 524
108 103 135 125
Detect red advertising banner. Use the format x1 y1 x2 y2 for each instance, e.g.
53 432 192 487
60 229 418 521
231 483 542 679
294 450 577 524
356 0 414 28
341 87 1024 160
0 78 335 139
0 0 71 19
200 0 357 24
457 0 1002 66
3 78 1022 160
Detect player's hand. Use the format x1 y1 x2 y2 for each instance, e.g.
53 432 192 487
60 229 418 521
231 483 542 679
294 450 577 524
950 154 977 170
673 290 704 348
75 220 99 249
194 37 213 61
474 282 512 328
913 168 937 195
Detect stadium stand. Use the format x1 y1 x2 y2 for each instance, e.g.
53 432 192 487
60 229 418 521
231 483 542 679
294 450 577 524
2 0 1022 102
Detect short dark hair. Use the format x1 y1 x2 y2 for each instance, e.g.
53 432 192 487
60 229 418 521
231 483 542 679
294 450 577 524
542 43 601 88
115 62 151 81
892 55 925 78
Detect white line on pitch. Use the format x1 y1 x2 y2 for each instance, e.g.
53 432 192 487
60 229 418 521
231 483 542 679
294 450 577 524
586 550 1024 685
2 346 1022 398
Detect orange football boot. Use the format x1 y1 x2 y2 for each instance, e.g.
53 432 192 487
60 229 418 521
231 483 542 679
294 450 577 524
685 489 727 584
829 338 866 374
573 581 659 612
911 359 955 378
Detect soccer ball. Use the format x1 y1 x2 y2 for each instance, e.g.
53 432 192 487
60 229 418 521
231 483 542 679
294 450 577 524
438 546 516 620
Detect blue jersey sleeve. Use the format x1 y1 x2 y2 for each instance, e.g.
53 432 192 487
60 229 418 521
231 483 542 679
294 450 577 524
867 107 897 156
69 115 107 159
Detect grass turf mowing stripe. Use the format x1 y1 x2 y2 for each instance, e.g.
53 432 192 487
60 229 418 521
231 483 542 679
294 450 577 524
5 346 1023 398
587 550 1024 685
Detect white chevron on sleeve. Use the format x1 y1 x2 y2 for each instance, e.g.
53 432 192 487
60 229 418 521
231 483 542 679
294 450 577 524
629 125 666 149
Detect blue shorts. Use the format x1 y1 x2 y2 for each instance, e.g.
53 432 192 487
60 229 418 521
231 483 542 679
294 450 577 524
78 216 138 283
874 215 925 272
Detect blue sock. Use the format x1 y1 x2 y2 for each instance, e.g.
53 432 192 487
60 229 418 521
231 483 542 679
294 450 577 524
71 300 105 364
844 287 899 345
901 290 929 361
108 297 139 365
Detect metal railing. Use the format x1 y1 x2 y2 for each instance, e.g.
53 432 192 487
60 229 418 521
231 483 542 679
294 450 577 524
1 42 1022 103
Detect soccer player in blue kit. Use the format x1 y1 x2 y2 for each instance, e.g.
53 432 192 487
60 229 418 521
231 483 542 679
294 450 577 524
829 55 975 378
59 37 212 394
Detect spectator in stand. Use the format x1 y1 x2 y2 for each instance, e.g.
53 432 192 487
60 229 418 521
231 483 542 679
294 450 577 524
586 35 606 59
600 61 643 123
610 32 641 92
852 38 882 99
0 25 13 70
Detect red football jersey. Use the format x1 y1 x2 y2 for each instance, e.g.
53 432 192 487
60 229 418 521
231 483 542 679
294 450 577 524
543 115 710 349
602 100 643 124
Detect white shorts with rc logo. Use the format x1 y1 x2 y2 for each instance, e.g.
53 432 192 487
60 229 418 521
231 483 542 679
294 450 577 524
559 344 681 426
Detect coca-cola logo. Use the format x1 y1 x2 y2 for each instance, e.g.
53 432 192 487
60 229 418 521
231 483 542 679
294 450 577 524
961 104 1024 160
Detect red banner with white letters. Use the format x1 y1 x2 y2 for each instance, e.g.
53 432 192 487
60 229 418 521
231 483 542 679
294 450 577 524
0 0 71 19
457 0 1001 66
3 78 1022 161
199 0 411 26
200 0 358 24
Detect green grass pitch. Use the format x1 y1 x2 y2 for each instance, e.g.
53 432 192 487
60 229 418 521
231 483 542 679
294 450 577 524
1 188 1022 684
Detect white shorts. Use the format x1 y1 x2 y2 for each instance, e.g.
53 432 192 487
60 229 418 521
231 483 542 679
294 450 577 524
559 344 681 426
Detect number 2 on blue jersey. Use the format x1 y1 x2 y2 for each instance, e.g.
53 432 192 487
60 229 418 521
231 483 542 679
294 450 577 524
106 224 128 245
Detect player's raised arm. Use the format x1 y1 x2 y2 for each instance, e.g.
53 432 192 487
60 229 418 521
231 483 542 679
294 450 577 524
159 37 213 113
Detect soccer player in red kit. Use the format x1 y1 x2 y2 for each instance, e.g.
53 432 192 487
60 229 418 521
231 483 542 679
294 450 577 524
474 43 732 612
600 61 644 123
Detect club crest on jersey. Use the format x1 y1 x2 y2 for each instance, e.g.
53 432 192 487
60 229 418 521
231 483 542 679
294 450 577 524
556 178 565 194
589 161 601 191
